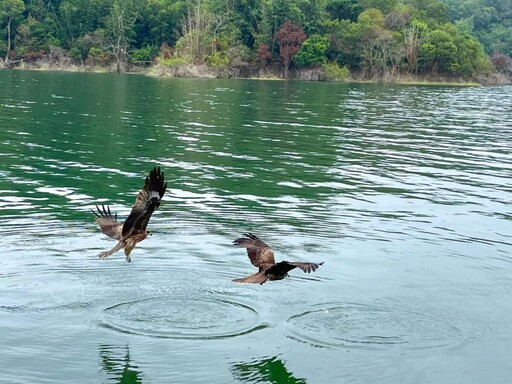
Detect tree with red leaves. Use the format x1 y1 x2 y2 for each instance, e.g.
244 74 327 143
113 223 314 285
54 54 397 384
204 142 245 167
255 43 272 71
275 20 306 79
491 52 511 74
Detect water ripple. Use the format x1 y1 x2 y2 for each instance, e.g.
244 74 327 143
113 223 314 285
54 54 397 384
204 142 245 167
286 302 462 349
1 74 512 382
100 295 268 339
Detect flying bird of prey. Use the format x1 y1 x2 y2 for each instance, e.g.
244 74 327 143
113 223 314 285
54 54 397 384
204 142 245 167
232 233 323 284
92 167 167 262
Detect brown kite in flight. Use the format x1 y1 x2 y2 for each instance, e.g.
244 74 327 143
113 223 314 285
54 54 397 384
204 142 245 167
92 167 167 262
232 233 323 284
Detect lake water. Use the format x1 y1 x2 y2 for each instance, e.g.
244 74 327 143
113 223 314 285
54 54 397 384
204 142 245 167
0 70 511 383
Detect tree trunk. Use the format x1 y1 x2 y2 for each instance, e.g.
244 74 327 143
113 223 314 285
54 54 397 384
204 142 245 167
5 16 12 64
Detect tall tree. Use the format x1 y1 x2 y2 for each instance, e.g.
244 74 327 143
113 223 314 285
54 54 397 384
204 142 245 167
324 19 363 69
256 0 305 54
177 0 213 63
105 0 140 72
275 20 306 78
0 0 25 64
403 19 427 73
419 29 457 74
356 8 407 79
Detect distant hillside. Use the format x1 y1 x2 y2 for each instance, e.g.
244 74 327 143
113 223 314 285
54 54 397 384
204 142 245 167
1 0 510 82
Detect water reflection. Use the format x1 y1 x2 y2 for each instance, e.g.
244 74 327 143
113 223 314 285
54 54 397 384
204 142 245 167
99 344 143 384
232 356 306 384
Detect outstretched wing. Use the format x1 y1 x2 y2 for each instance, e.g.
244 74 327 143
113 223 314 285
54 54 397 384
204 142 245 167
266 261 324 275
122 167 167 237
92 205 123 240
233 233 275 268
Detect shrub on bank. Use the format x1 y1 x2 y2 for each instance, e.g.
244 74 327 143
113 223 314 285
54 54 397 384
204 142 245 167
322 62 350 81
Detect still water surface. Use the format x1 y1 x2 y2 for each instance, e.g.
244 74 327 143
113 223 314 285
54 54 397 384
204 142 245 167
0 70 511 383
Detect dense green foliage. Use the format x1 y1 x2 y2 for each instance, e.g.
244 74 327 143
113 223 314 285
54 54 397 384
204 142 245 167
441 0 512 55
0 0 509 79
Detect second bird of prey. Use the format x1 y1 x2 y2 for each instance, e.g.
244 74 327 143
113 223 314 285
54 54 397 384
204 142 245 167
92 167 167 262
92 167 323 282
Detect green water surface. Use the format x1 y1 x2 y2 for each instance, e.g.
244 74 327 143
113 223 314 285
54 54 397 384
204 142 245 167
1 70 511 383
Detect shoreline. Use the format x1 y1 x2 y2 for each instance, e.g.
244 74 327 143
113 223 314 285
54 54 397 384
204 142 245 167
2 62 509 86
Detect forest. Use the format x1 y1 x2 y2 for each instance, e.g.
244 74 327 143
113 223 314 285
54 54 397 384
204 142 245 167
1 0 511 82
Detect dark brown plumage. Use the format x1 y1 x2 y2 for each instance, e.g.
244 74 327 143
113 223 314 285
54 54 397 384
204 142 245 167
92 167 167 262
232 233 323 284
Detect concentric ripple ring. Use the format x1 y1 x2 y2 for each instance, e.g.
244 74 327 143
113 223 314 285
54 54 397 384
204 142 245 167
286 302 461 349
100 296 267 339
